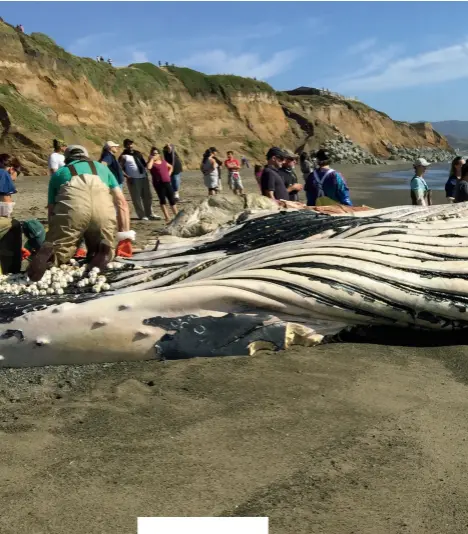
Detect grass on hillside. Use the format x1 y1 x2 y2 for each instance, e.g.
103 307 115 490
279 92 390 119
0 22 275 103
165 66 275 97
0 84 63 137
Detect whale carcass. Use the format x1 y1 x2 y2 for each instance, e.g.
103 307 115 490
2 201 468 367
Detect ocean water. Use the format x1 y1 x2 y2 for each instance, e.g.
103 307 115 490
377 164 450 191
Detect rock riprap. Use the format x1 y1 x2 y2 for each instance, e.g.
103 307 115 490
321 135 386 165
387 144 454 163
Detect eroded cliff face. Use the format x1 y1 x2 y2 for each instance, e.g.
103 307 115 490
280 94 451 157
0 22 452 174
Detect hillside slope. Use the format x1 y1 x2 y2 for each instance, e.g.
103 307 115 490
0 21 453 174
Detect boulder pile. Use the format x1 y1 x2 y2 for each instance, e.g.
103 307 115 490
322 134 386 165
318 134 455 165
387 145 454 163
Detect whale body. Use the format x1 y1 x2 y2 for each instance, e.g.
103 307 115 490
2 202 468 367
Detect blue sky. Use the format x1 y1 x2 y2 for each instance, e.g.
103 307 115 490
1 2 466 122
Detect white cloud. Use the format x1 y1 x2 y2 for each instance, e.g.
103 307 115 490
347 38 377 56
342 44 402 80
336 39 468 92
68 33 114 55
182 48 302 80
131 50 149 63
304 16 327 35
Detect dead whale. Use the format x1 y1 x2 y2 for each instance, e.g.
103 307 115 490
2 203 468 367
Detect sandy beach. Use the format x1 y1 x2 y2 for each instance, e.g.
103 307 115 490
3 162 468 534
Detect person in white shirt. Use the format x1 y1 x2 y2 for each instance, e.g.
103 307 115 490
119 138 156 220
48 140 67 176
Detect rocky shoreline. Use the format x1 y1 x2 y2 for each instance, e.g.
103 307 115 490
320 134 455 165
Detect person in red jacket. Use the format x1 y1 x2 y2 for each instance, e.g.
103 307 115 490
224 151 244 195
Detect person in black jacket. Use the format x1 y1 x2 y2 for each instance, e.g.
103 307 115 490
163 143 183 201
455 162 468 203
445 156 465 203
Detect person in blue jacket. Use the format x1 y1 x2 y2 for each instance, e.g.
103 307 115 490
304 149 352 206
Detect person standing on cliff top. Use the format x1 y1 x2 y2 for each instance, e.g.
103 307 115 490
163 143 183 201
304 149 352 206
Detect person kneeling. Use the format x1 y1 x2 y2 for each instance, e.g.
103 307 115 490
28 145 131 281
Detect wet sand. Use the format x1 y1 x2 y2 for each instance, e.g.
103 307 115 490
3 163 467 534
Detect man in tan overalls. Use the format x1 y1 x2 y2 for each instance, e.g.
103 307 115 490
28 145 131 281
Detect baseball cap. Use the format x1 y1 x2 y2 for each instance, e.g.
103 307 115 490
64 145 89 160
266 147 287 160
283 150 297 160
105 141 119 150
414 157 431 167
123 138 134 147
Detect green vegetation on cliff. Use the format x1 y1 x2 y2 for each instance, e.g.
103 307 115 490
0 84 62 137
164 66 275 97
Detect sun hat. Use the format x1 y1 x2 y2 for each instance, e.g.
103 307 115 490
104 141 120 150
414 157 431 167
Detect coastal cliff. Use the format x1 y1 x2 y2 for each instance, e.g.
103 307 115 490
0 21 452 174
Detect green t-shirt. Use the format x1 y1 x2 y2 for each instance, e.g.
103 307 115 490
48 160 119 205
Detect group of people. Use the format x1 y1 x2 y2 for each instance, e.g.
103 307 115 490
411 155 468 206
1 138 185 281
254 147 352 207
255 147 468 209
200 148 245 196
48 138 184 224
6 136 468 284
96 56 112 65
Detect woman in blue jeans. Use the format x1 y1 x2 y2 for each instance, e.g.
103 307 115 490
163 143 183 201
